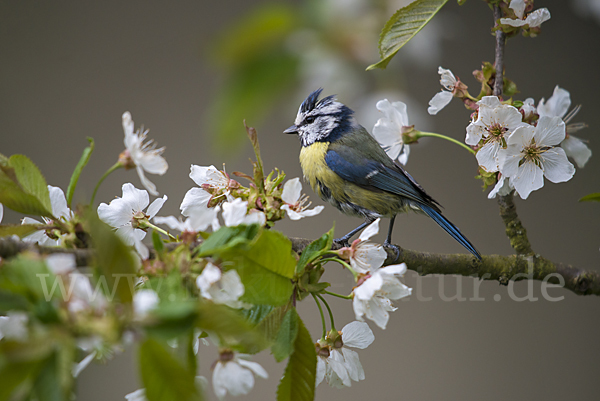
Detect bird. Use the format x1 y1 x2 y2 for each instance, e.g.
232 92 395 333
283 88 481 261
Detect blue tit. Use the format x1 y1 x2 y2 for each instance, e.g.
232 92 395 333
283 88 481 261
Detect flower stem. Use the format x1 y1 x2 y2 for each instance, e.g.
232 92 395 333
415 131 476 154
316 294 335 331
143 221 178 241
323 290 352 300
318 257 358 280
312 293 327 339
90 162 122 206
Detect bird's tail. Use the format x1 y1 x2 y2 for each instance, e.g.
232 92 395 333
419 204 482 260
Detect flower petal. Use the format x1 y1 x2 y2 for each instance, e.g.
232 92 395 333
541 147 575 184
427 91 453 115
512 161 544 199
538 86 571 118
281 178 302 204
147 195 168 219
534 116 566 146
358 218 380 242
561 135 592 168
341 321 374 349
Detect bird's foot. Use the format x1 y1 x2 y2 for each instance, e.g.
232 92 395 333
383 241 400 263
333 237 351 248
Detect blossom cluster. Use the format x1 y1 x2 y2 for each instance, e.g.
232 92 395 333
467 88 589 200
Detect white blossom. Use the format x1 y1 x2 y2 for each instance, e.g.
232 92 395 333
466 96 527 172
121 112 168 196
340 218 387 274
154 205 217 234
500 7 551 28
372 99 411 164
508 0 526 18
316 321 374 388
212 352 268 399
280 178 324 220
196 262 245 308
97 183 167 259
0 311 28 341
180 165 233 217
428 67 457 115
0 203 3 223
521 98 536 119
487 174 514 199
124 388 147 401
22 185 72 246
220 198 266 228
538 86 591 167
498 116 575 199
72 351 97 378
352 263 411 329
133 289 159 319
45 253 77 275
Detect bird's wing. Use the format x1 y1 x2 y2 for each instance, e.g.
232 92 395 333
325 138 440 209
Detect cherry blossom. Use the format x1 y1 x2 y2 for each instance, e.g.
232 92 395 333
428 67 458 116
212 351 268 399
372 99 411 164
280 178 324 220
120 112 168 196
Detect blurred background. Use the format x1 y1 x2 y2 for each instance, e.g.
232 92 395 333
1 0 599 400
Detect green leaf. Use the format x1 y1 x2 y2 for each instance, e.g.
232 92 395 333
196 224 259 257
579 192 600 202
152 230 165 255
0 155 53 217
0 224 42 239
85 212 137 303
367 0 450 70
197 302 267 354
272 308 299 362
32 353 64 401
295 226 334 275
66 137 94 207
221 229 295 306
0 254 58 309
240 304 274 326
276 316 316 401
256 304 292 342
0 360 42 401
139 338 202 401
8 155 52 213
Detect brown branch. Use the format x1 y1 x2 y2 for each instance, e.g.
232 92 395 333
491 5 534 256
2 236 598 297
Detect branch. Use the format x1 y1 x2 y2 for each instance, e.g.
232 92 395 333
491 5 534 256
2 236 598 296
300 238 600 297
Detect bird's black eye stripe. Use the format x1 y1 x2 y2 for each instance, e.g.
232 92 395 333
304 115 316 124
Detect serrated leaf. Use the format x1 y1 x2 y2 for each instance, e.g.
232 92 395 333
276 316 316 401
196 224 259 257
8 155 52 213
272 308 299 362
139 338 202 401
85 212 137 304
197 302 267 354
296 226 334 275
0 167 53 217
241 304 275 326
218 229 296 306
255 304 291 343
367 0 449 70
66 137 94 207
0 224 42 239
579 192 600 202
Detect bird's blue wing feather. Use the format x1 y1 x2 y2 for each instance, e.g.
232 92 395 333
324 150 433 205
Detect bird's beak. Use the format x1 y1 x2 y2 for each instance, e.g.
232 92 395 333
283 125 298 135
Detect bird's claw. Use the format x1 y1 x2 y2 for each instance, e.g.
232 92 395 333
383 241 400 263
333 237 351 248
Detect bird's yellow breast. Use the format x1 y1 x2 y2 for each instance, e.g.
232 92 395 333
299 142 333 193
299 141 408 218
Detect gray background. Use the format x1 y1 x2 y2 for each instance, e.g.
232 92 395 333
1 0 599 400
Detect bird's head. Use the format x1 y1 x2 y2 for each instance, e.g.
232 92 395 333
284 88 354 147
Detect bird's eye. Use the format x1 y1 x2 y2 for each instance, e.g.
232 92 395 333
305 116 316 124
